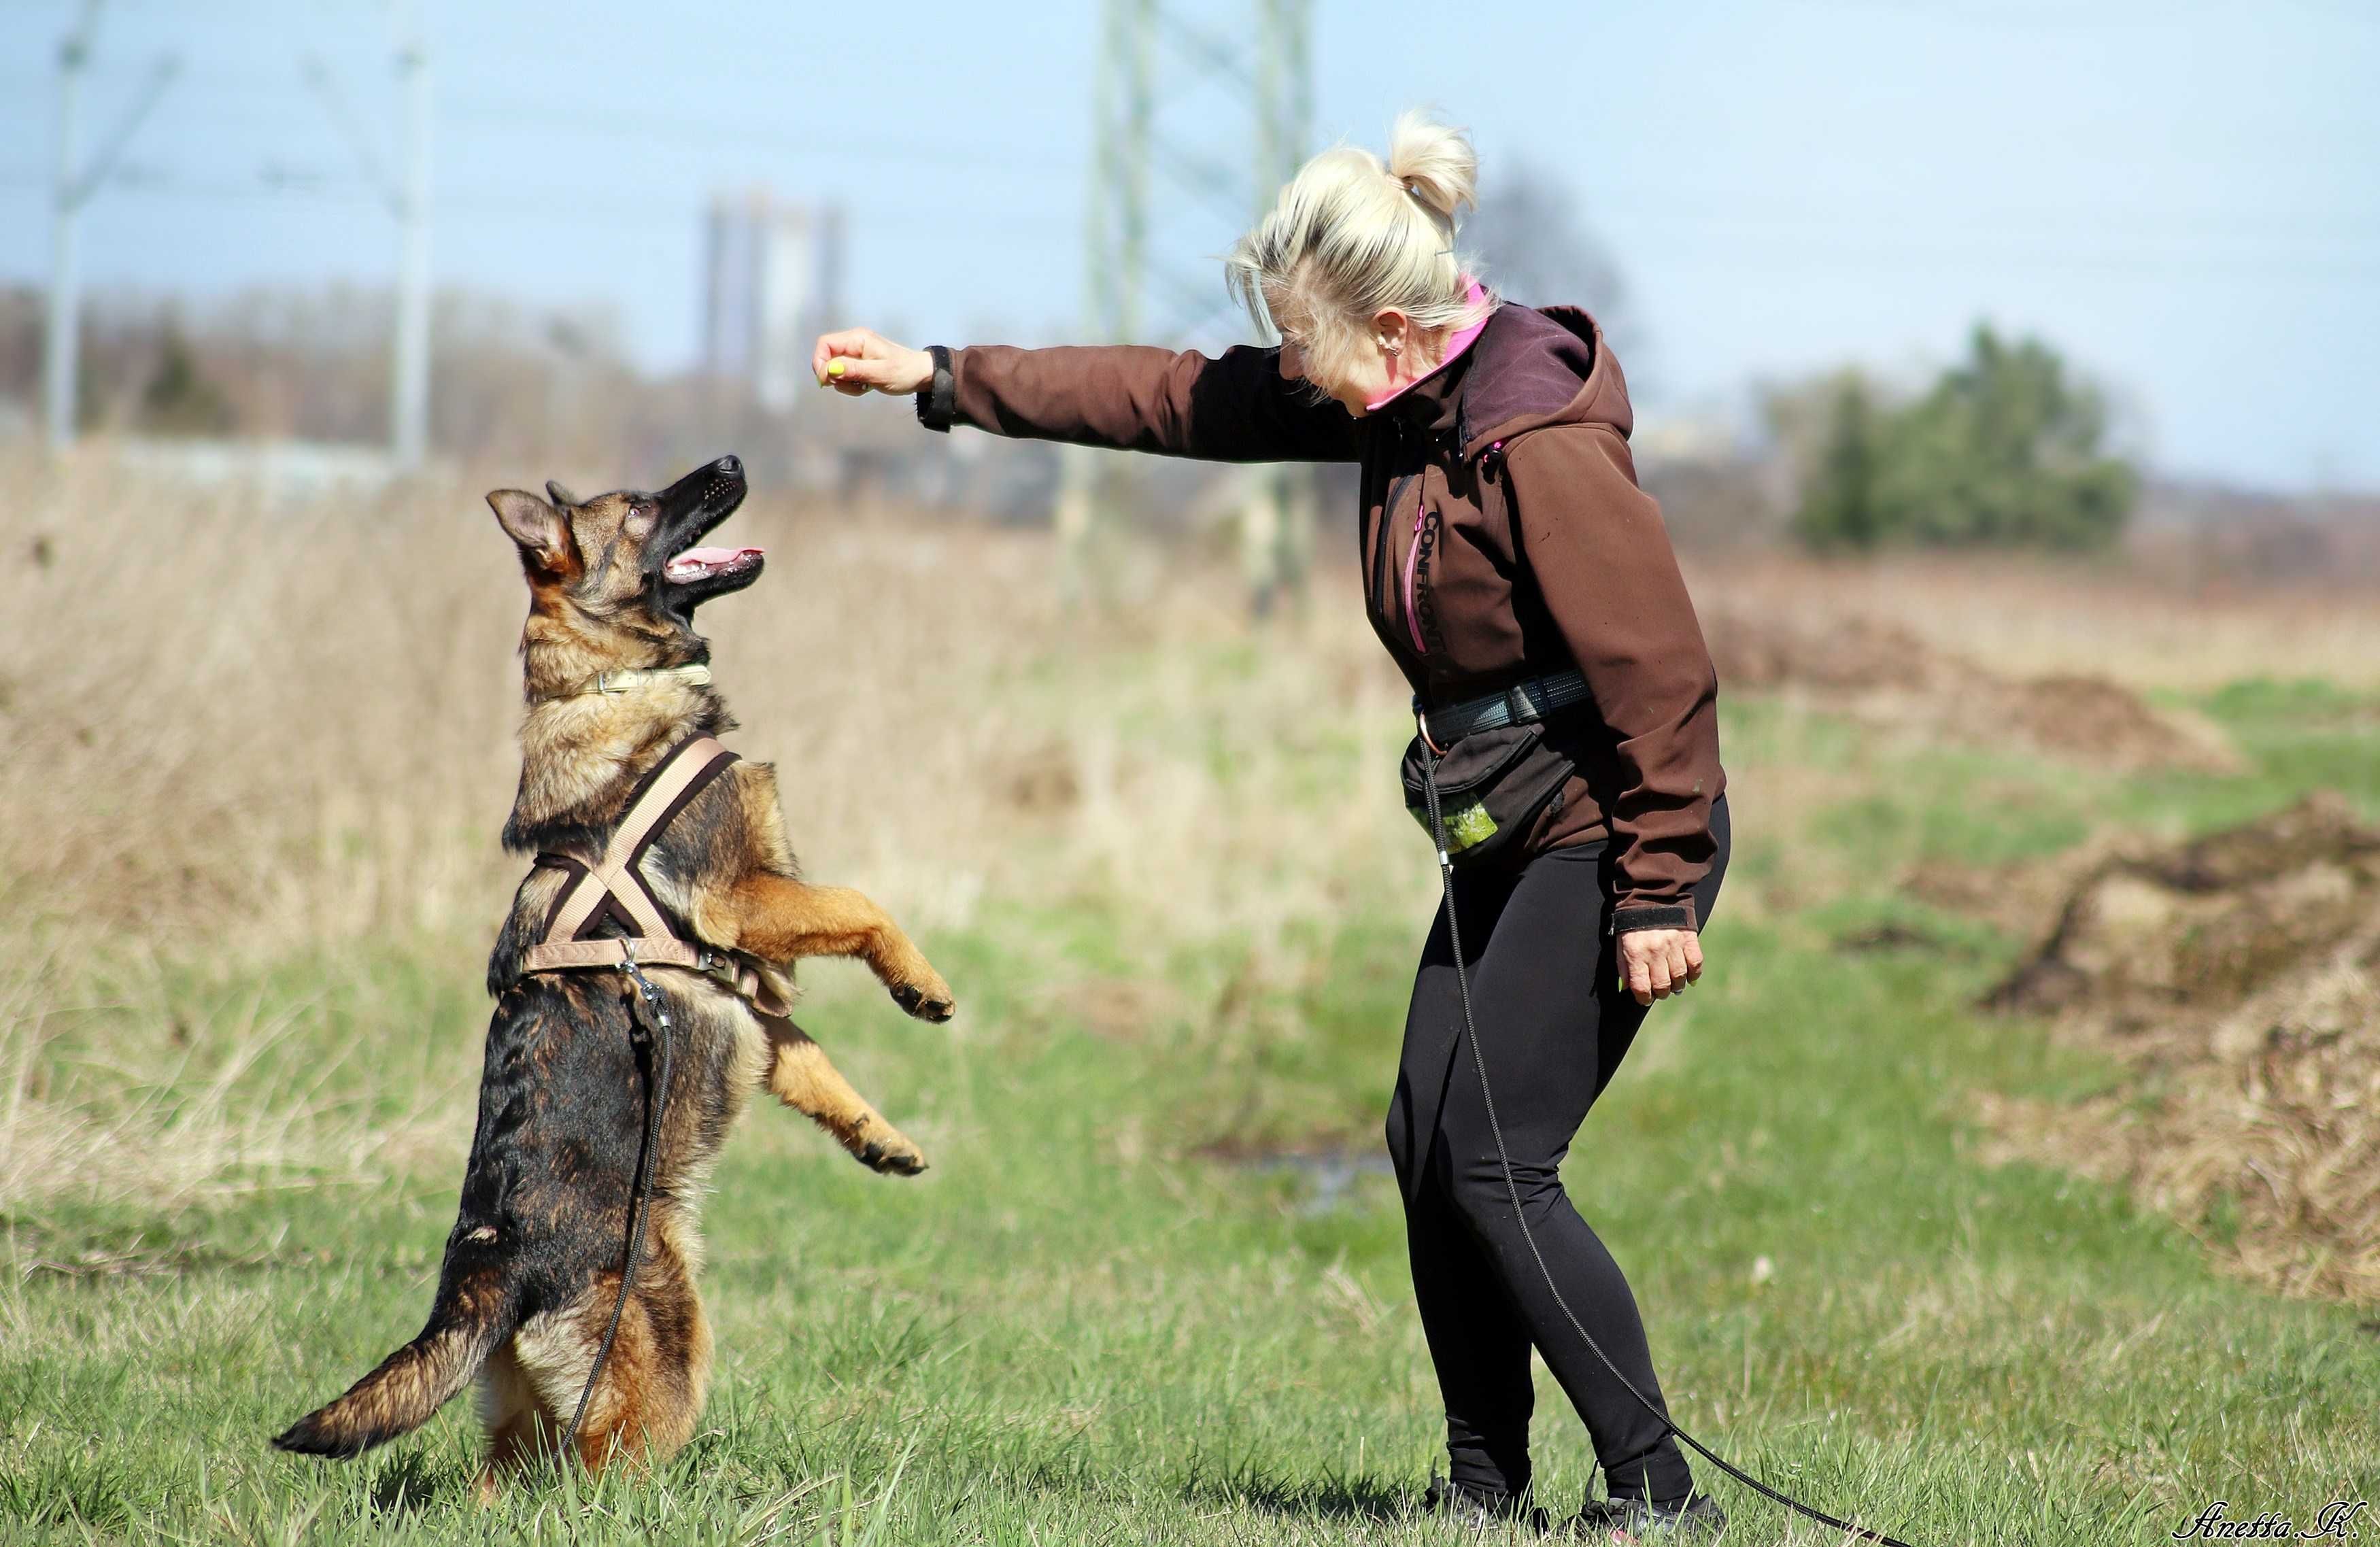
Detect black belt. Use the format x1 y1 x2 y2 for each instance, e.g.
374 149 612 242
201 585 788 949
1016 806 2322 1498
1415 668 1590 745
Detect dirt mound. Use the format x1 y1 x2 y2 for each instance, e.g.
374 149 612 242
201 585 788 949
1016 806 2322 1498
1980 793 2380 1302
1702 606 2241 772
1902 852 2101 940
1703 609 1936 694
1988 673 2239 773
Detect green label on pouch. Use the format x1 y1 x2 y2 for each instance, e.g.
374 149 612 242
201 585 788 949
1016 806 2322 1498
1412 800 1497 853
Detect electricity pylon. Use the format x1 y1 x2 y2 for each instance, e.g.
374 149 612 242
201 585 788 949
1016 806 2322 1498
44 0 178 452
43 1 429 467
305 0 432 469
1059 0 1316 610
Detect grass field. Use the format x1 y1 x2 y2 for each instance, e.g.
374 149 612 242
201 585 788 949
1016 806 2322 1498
4 464 2378 1543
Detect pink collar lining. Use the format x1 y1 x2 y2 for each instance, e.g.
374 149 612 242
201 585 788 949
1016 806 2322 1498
1364 277 1493 413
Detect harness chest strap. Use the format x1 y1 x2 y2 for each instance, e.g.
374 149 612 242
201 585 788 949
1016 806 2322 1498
517 735 787 1015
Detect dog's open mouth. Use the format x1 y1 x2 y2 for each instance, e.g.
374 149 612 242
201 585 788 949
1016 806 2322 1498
664 546 764 584
649 456 761 618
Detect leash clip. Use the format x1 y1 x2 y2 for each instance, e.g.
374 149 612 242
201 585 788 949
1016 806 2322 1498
1414 698 1450 758
617 942 673 1041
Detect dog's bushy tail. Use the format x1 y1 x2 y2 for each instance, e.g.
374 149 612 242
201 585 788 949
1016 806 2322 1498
273 1276 517 1460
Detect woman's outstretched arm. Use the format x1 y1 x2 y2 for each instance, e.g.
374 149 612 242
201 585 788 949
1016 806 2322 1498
811 328 1361 464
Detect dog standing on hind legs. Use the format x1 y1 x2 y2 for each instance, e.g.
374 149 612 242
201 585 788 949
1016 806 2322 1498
273 454 955 1491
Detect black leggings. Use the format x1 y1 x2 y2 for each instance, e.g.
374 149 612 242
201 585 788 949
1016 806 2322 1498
1384 796 1729 1507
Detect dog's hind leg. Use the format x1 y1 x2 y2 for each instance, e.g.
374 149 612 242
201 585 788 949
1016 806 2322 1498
579 1281 705 1474
473 1338 554 1503
503 1240 711 1478
759 1014 928 1174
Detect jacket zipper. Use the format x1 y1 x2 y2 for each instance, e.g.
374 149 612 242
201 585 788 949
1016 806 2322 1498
1402 503 1431 654
1378 467 1419 634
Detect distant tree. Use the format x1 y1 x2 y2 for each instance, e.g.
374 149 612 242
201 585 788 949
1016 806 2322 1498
1463 160 1638 360
1788 372 1885 552
1780 325 2137 552
136 321 236 438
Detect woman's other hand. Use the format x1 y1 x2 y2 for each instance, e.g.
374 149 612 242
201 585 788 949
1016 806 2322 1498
811 328 935 396
1618 928 1703 1006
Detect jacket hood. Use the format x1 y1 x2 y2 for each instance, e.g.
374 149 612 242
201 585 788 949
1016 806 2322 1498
1388 300 1635 461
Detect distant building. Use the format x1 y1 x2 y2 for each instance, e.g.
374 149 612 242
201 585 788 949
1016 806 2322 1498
701 191 845 411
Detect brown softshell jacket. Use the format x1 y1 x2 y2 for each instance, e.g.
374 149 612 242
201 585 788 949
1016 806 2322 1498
924 301 1725 932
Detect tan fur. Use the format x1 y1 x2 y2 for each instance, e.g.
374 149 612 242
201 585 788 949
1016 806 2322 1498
760 1016 927 1173
481 473 951 1482
277 465 955 1489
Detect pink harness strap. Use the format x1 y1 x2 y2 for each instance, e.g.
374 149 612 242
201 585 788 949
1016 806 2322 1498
517 736 787 1015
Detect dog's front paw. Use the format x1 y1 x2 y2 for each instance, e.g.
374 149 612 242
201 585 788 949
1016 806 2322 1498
888 972 955 1024
855 1130 929 1176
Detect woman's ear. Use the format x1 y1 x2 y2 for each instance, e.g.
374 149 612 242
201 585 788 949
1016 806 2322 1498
1372 309 1411 356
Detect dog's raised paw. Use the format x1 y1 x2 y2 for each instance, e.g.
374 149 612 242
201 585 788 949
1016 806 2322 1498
856 1136 929 1176
889 981 955 1023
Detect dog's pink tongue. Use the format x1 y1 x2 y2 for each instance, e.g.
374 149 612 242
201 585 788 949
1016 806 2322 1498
668 546 762 576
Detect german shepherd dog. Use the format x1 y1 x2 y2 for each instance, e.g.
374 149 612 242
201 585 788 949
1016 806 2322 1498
273 455 954 1487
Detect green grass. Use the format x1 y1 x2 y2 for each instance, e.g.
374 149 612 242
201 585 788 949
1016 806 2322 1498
5 680 2379 1544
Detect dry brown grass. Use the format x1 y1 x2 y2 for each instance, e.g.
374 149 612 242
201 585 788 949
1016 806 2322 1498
0 449 1424 1207
10 454 2369 1242
1695 550 2380 691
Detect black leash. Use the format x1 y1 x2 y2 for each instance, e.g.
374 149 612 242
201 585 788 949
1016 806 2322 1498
560 950 675 1460
1418 743 1919 1546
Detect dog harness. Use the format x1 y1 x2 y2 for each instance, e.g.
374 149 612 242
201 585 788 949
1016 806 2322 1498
517 734 789 1015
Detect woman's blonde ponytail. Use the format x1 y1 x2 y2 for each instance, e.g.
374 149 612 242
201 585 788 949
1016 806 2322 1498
1226 109 1494 388
1386 109 1478 228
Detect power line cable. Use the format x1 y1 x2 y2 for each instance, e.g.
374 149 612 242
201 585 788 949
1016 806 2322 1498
7 169 2371 282
0 167 1067 243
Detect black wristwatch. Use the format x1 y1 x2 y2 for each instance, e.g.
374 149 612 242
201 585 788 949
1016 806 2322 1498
915 345 956 432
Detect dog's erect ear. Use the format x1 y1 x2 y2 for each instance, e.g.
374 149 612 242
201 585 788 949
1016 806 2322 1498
488 489 571 567
544 479 581 509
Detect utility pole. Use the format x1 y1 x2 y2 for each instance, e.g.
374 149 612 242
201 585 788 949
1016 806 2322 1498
1053 0 1152 600
390 7 431 469
44 0 177 452
41 7 89 453
307 0 432 469
1063 0 1314 607
1083 0 1151 352
1244 0 1316 616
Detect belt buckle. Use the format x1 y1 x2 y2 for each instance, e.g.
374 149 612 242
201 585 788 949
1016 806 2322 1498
1503 679 1540 726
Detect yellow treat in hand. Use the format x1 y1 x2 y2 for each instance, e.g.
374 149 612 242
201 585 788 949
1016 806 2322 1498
826 359 847 377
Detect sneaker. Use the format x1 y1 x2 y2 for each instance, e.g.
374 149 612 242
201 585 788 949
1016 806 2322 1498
1569 1491 1727 1541
1422 1474 1555 1533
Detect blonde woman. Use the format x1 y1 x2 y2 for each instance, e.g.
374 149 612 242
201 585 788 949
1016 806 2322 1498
813 113 1729 1540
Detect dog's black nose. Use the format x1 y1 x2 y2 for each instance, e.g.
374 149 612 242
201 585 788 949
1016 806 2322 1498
715 455 742 477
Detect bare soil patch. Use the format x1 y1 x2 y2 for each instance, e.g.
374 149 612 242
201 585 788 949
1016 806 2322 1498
1703 604 2241 773
1979 793 2380 1302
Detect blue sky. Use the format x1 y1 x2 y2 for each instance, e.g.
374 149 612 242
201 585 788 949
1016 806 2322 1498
2 0 2373 491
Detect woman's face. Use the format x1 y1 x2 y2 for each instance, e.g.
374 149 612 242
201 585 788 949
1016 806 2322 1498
1276 308 1428 418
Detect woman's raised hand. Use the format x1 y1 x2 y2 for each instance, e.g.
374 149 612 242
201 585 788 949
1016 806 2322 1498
811 328 936 397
